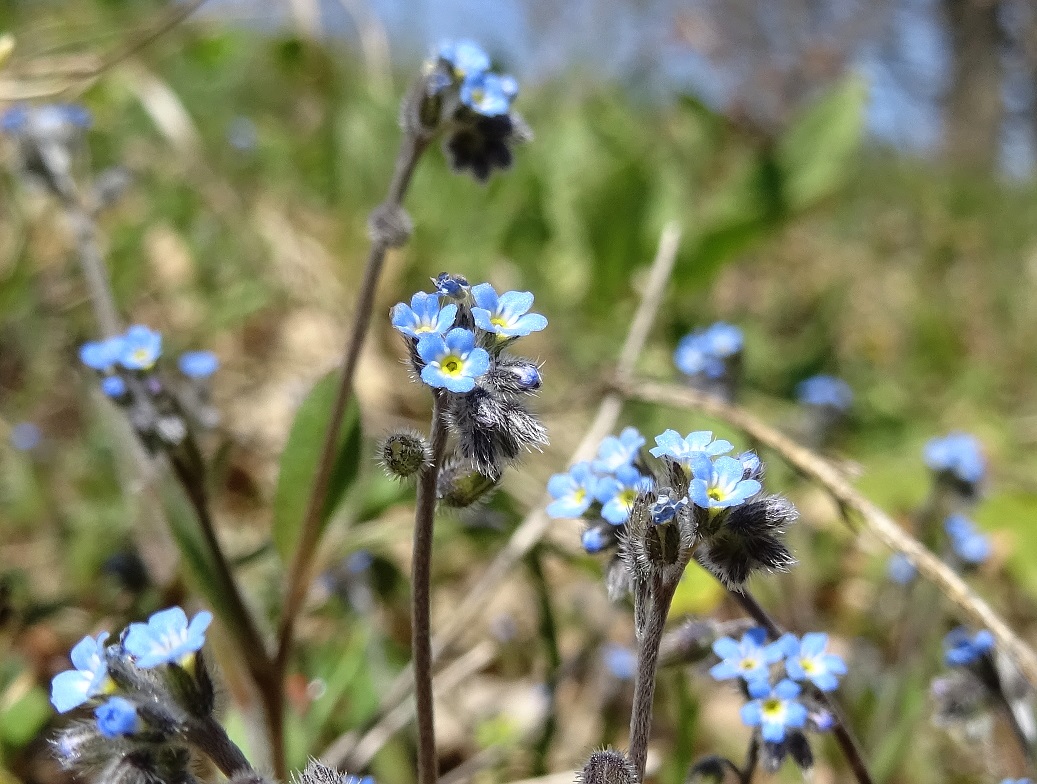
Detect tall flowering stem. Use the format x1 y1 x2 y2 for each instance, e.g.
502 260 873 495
275 129 431 670
729 588 874 784
411 392 451 784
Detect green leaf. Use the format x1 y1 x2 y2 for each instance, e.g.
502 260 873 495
0 680 51 748
777 75 868 210
272 371 363 561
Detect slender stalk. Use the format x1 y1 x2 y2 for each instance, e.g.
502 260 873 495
411 393 450 784
629 576 679 780
727 588 874 784
739 735 760 784
527 549 562 776
184 716 254 778
276 132 430 671
67 205 121 338
169 456 285 779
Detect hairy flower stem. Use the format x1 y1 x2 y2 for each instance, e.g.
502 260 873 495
412 393 450 784
739 735 760 784
629 576 679 780
67 205 121 339
184 716 254 778
276 130 431 671
728 588 875 784
170 456 284 779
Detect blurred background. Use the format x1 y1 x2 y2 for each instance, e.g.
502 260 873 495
2 0 1037 783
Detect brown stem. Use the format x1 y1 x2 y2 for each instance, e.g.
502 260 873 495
629 576 679 780
411 393 450 784
727 588 874 784
276 132 431 672
184 715 254 778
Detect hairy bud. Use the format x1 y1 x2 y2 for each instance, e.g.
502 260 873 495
437 456 499 507
696 495 797 588
368 203 413 248
685 755 736 783
447 388 548 478
577 748 638 784
379 430 432 479
295 759 371 784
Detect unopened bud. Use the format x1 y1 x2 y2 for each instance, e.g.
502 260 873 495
378 431 431 480
578 748 638 784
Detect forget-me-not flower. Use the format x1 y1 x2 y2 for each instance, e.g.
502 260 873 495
674 322 743 379
689 454 762 510
924 432 986 486
118 325 162 371
471 283 547 339
709 627 784 682
602 643 636 681
546 462 600 518
796 375 853 412
592 427 645 473
702 322 743 358
598 464 653 525
80 336 125 371
944 514 991 565
416 328 490 393
437 40 491 79
650 488 688 525
649 429 733 472
391 292 458 339
740 678 808 743
50 632 111 712
943 627 994 667
887 552 917 585
460 72 518 116
100 375 127 398
123 606 212 668
178 350 219 379
782 633 848 692
94 696 139 738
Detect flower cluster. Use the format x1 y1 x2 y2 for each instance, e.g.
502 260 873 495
673 322 743 401
414 40 529 182
708 628 846 772
78 326 219 453
943 514 990 565
389 274 547 490
943 627 994 668
795 374 853 412
548 427 796 589
0 103 91 198
924 431 986 492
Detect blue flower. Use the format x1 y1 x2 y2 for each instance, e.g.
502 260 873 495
944 515 991 565
709 627 784 682
740 679 808 743
471 283 547 339
437 40 491 79
416 328 490 393
178 350 219 379
738 450 763 480
50 632 111 712
689 454 762 510
582 526 609 553
782 633 848 692
431 273 470 299
460 72 519 117
597 465 653 525
101 376 128 398
10 422 42 451
118 325 162 371
546 462 600 518
924 432 985 486
123 607 212 668
602 643 636 680
79 337 125 371
702 322 743 358
649 429 733 472
0 105 29 133
33 104 92 131
344 777 375 784
943 627 994 667
593 427 645 473
650 489 688 525
796 375 853 412
391 292 458 339
1001 779 1032 784
94 697 139 738
674 323 742 379
887 553 917 585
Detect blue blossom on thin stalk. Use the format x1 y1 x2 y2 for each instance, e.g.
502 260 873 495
649 429 733 472
924 431 986 487
118 325 163 371
416 328 490 393
709 627 784 682
79 336 125 371
602 643 637 681
674 322 743 379
391 292 459 339
944 514 991 565
178 350 220 379
886 552 917 585
943 627 994 667
460 72 519 117
740 679 809 743
593 426 645 473
796 375 853 412
50 633 112 712
598 465 653 525
123 606 213 668
546 462 601 518
781 633 848 692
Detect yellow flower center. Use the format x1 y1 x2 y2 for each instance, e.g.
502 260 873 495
739 658 758 671
761 698 785 720
573 489 586 503
619 489 637 508
800 658 817 674
707 486 725 501
491 315 510 329
440 355 463 376
131 348 153 367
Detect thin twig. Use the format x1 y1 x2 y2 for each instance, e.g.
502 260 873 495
729 588 874 784
412 393 451 784
320 223 683 767
276 132 430 669
612 376 1037 689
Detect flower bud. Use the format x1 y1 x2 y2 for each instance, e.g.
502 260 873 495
378 431 431 480
577 748 638 784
